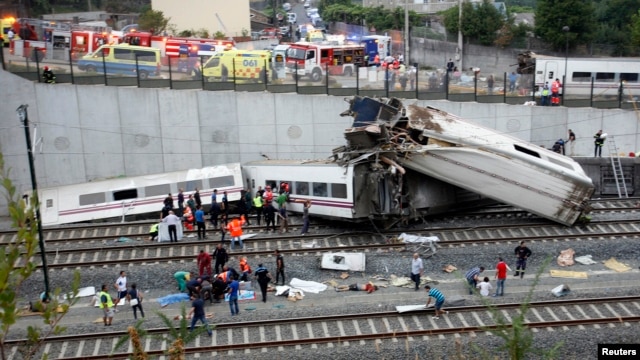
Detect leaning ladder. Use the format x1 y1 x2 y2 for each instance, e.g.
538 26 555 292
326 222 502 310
607 136 629 198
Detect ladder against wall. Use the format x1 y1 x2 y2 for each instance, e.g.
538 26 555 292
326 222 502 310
607 136 629 198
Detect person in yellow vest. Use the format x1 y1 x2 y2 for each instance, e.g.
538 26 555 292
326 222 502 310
98 284 115 326
253 193 264 225
149 223 159 241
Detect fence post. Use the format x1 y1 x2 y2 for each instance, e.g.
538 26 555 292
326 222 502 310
473 73 477 102
102 50 107 85
445 72 449 100
531 76 535 103
295 61 299 93
168 55 173 89
325 63 329 95
356 65 359 95
200 56 205 90
35 47 41 83
414 63 418 99
503 72 506 104
589 77 594 108
618 80 623 109
135 54 141 88
233 59 237 91
263 59 268 90
68 48 75 84
385 66 389 98
0 42 6 71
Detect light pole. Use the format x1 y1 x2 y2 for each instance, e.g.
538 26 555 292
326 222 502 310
404 0 409 65
562 26 569 105
16 104 51 301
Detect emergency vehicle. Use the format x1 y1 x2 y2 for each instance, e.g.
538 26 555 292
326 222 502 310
272 44 290 80
176 43 233 73
285 42 365 82
70 24 112 60
361 35 390 66
202 50 271 83
122 31 234 64
1 17 17 46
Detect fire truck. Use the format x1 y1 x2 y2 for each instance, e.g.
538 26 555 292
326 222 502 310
122 31 235 64
10 18 111 61
285 42 365 82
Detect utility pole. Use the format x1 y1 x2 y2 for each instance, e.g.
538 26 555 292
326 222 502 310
457 0 463 71
404 0 410 64
16 104 51 301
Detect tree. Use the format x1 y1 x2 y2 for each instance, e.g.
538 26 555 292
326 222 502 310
138 9 170 35
534 0 596 50
443 0 506 46
0 153 81 360
632 10 640 48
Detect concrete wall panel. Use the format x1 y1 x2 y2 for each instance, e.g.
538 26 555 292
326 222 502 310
197 91 241 166
117 88 164 176
157 89 202 171
77 86 125 181
237 92 277 163
34 84 86 187
566 108 604 157
311 95 351 157
274 93 316 159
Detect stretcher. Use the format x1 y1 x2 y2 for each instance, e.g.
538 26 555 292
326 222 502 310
397 233 439 258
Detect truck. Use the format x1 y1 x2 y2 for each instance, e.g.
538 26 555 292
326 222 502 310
360 35 391 66
176 43 232 73
285 42 365 81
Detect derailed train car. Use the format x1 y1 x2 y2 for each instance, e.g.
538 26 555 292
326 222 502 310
243 159 493 222
337 96 595 226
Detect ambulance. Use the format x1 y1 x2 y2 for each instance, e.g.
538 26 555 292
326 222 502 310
77 44 161 79
202 50 271 82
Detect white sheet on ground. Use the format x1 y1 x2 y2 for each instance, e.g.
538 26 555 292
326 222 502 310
275 285 291 296
62 286 96 300
398 233 439 243
321 253 366 272
575 255 597 265
396 304 428 313
289 278 328 294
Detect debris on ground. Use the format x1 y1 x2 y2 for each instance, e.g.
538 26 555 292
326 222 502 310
321 253 366 271
340 272 350 279
557 248 575 267
116 237 134 242
574 255 597 265
550 269 587 279
603 258 632 272
443 265 457 273
389 274 437 288
398 233 439 258
551 284 571 297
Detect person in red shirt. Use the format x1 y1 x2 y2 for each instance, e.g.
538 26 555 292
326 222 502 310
239 256 252 281
197 249 212 278
335 282 378 293
493 256 509 297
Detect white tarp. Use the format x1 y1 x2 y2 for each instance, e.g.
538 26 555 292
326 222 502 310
157 222 184 242
289 278 328 294
321 253 366 272
396 304 429 313
62 286 96 300
398 233 439 243
575 255 597 265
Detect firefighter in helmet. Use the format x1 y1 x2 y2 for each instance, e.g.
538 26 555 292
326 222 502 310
42 66 56 84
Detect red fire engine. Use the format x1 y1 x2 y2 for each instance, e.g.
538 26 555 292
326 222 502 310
285 42 365 82
10 18 112 61
122 31 235 64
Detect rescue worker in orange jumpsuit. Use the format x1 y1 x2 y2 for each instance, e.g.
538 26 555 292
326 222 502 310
182 206 194 231
239 256 252 281
226 215 246 250
551 78 561 106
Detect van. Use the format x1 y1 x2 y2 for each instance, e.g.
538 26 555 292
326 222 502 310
77 44 161 79
202 50 272 82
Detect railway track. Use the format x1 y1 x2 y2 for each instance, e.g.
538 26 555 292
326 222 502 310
7 296 640 359
1 197 637 245
15 218 640 269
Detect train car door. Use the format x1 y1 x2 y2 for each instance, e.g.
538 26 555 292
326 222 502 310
40 189 59 224
544 61 558 84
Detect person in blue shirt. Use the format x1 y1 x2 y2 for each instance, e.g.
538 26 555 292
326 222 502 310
195 205 206 239
227 275 240 316
188 294 212 336
425 285 448 319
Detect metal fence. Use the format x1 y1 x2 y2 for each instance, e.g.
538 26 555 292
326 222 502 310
2 47 638 111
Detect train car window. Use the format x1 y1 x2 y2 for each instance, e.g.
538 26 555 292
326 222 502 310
266 180 278 189
145 184 171 197
514 145 541 158
547 157 573 170
79 192 106 206
620 73 639 83
331 183 347 199
208 176 234 188
46 199 53 208
279 181 291 193
312 182 328 197
595 72 615 82
113 189 138 201
177 180 204 192
571 72 591 82
295 182 310 195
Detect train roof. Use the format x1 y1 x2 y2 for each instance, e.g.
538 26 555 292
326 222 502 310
244 159 341 166
531 55 640 62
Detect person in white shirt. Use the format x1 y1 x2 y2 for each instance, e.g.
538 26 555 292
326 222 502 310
410 253 424 291
114 270 127 311
476 277 492 297
162 210 181 242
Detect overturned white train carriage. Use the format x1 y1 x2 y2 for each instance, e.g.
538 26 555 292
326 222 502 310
30 163 244 226
338 96 594 226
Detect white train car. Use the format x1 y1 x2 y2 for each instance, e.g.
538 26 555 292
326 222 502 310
532 55 640 98
32 163 244 226
243 159 492 222
338 96 594 226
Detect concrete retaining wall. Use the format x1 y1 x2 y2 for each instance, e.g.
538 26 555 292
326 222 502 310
1 67 638 215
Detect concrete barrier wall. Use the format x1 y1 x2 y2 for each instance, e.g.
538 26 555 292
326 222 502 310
1 68 638 215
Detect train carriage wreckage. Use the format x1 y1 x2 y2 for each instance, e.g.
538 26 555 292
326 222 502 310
333 96 595 226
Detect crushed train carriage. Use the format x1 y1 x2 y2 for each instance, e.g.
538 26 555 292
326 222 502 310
335 96 595 226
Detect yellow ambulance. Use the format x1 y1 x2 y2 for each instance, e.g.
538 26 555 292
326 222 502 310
202 50 272 82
